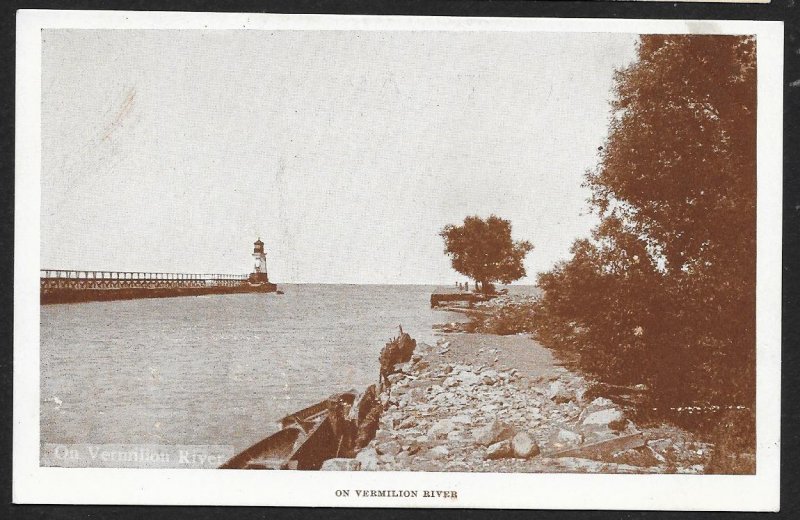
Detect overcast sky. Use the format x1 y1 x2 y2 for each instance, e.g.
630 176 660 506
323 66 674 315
41 29 638 284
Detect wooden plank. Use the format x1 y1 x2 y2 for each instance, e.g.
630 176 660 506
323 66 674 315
547 432 645 460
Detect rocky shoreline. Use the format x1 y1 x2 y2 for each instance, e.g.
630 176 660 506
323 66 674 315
324 329 711 473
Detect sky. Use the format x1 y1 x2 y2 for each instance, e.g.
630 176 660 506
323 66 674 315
40 29 639 284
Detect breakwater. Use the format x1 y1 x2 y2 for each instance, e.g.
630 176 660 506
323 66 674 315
40 269 277 304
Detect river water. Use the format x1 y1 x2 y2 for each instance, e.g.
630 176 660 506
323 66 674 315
40 284 462 465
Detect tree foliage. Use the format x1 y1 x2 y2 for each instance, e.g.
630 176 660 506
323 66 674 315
535 36 756 416
440 215 533 293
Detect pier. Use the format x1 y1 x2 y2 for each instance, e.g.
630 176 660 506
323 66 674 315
41 239 278 304
40 270 277 304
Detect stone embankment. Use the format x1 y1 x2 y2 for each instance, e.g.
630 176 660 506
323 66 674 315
337 333 711 473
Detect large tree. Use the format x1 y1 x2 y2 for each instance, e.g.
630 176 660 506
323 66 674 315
535 36 756 412
440 215 533 293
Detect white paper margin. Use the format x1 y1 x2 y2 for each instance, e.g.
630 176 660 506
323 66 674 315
14 10 783 510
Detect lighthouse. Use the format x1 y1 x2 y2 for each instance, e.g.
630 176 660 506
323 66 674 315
249 238 269 283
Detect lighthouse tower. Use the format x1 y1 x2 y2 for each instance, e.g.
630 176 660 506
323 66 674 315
249 238 269 283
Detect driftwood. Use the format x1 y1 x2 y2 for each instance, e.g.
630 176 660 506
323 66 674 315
319 329 418 462
326 384 384 457
327 393 357 458
378 325 417 390
547 432 645 460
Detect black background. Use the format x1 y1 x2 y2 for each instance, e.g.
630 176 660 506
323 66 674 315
2 0 797 518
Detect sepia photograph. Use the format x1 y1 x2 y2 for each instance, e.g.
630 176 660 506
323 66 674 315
14 10 782 509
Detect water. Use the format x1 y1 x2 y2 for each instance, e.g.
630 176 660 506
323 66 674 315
40 284 460 464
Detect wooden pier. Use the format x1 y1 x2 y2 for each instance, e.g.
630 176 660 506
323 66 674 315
40 269 277 305
430 287 496 308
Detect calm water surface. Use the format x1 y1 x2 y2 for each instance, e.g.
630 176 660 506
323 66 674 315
40 284 461 461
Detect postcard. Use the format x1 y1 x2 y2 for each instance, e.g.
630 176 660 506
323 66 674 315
14 10 782 509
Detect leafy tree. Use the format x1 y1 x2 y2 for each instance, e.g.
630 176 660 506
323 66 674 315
535 36 756 423
440 215 533 293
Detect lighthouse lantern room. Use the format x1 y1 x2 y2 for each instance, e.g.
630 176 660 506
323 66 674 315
249 238 269 283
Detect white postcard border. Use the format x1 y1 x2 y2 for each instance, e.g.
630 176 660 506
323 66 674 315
14 10 783 510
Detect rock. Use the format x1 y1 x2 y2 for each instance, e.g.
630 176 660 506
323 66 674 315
387 373 404 385
356 448 379 471
379 453 397 465
451 414 472 424
398 416 417 429
429 419 456 439
393 362 412 373
429 446 450 460
428 385 444 396
548 380 574 404
413 360 430 372
376 440 402 456
511 431 540 459
447 430 463 442
552 393 572 405
582 408 624 427
589 397 615 409
479 404 499 414
455 371 481 386
375 429 392 442
556 428 583 447
485 440 513 460
547 380 563 397
395 450 411 465
320 458 361 471
474 420 515 446
482 369 499 379
648 438 673 453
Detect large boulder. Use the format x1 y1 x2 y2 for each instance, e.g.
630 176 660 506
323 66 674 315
474 420 515 446
511 431 540 459
582 408 624 427
356 448 379 471
321 458 361 471
555 428 583 448
455 371 481 386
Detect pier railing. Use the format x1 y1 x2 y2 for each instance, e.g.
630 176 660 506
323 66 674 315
41 269 249 290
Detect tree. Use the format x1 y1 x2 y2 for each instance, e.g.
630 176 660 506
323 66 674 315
440 215 533 293
535 36 756 417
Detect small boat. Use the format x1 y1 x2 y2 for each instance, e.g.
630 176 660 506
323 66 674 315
220 391 357 470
